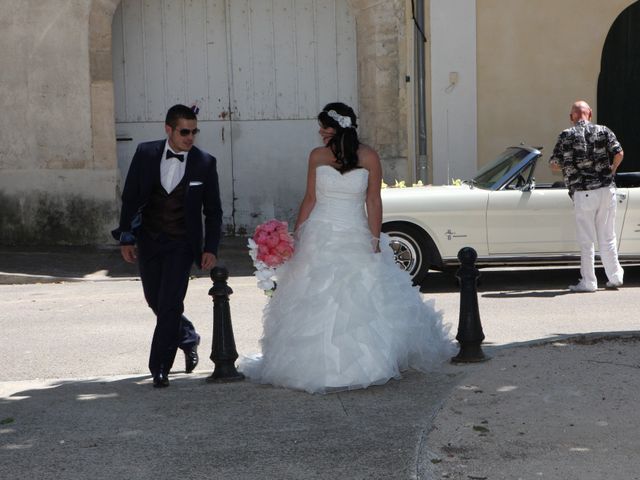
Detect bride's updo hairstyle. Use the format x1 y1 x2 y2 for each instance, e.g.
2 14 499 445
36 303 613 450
318 102 360 173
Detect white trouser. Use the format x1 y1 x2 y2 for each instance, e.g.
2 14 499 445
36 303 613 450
573 186 624 289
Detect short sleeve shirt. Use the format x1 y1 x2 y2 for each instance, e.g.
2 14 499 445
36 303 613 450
549 119 622 196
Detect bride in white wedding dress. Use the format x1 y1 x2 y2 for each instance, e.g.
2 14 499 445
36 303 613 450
240 103 454 394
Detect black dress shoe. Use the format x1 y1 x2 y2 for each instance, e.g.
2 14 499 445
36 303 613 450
184 344 199 373
152 370 170 388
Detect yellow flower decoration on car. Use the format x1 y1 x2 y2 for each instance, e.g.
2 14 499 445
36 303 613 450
451 178 463 186
412 180 424 187
394 180 406 188
381 180 388 189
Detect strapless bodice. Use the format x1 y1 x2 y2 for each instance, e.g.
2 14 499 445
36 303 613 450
311 165 369 228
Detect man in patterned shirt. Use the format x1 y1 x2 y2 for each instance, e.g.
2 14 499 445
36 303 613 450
549 100 624 292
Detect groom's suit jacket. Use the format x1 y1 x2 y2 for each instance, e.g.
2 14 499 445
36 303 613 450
112 139 223 266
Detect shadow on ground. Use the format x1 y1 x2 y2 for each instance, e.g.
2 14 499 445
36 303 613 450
420 264 640 295
2 238 638 291
0 368 460 480
0 236 254 280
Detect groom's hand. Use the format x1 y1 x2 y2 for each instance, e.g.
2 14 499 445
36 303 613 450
201 252 217 270
120 245 137 263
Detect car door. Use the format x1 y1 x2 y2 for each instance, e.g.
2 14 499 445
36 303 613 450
487 183 629 255
610 188 633 254
486 186 577 255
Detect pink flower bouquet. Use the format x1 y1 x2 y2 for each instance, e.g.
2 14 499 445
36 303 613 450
247 219 294 293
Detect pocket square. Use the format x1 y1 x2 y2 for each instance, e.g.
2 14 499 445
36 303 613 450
189 181 203 186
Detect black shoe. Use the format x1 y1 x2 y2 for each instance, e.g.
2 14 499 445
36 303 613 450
152 369 170 388
184 344 199 373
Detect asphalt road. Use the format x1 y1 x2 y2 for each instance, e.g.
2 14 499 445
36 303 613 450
1 264 638 382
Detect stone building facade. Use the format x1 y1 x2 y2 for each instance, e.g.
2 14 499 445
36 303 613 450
0 0 637 244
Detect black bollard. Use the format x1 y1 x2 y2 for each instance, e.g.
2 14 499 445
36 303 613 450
206 266 245 383
451 247 489 363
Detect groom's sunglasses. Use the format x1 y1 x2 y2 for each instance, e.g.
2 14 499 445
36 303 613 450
176 128 200 137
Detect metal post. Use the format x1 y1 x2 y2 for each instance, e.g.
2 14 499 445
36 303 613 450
206 266 245 383
452 247 489 363
415 0 429 183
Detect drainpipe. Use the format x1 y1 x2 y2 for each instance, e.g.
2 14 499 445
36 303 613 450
414 0 428 183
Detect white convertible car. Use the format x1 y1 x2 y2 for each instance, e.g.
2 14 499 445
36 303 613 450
381 145 640 283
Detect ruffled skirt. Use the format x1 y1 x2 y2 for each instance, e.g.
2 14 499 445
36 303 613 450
239 214 454 394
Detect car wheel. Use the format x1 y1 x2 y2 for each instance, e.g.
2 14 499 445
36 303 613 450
382 222 432 285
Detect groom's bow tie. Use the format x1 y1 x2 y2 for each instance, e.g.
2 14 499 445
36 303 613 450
166 150 185 162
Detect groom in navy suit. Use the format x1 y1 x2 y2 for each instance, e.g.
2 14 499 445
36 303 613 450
113 104 223 388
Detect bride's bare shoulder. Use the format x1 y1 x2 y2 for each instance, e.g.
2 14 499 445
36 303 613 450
357 144 381 168
309 146 334 167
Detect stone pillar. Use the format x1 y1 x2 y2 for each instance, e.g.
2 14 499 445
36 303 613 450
349 0 410 182
89 0 120 171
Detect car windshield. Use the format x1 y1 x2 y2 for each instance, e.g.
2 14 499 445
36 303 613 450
471 148 530 189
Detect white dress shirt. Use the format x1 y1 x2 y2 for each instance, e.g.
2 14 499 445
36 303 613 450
160 141 188 193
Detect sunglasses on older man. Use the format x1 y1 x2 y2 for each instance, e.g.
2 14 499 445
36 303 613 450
176 128 200 136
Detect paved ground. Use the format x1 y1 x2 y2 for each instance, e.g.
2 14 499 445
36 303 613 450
424 336 640 480
0 238 639 479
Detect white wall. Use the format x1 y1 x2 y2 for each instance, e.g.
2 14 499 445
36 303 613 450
430 0 477 184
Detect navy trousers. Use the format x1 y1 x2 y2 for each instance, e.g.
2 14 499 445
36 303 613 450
137 230 200 375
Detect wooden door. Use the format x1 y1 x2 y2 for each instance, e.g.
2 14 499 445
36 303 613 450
112 0 357 233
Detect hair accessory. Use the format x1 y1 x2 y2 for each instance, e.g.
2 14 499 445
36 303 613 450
327 110 353 128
